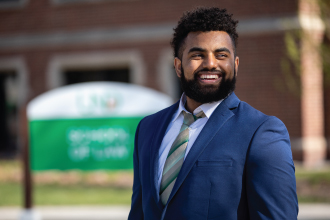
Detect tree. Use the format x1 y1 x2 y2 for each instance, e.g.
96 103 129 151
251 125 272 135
281 0 330 96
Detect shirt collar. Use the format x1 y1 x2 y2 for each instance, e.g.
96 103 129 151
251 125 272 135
172 93 223 123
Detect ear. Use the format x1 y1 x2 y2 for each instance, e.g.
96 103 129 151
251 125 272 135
174 57 182 78
234 56 239 76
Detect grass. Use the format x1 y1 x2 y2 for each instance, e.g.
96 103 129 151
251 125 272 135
295 166 330 203
0 159 133 207
0 183 22 206
0 183 132 206
1 159 330 206
295 169 330 185
298 196 330 203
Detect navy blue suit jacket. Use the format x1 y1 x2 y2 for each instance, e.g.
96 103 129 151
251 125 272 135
128 93 298 220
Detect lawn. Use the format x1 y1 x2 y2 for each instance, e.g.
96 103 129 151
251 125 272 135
0 160 133 206
295 166 330 203
1 159 330 206
0 183 132 206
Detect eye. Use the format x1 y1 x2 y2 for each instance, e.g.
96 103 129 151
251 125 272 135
216 53 228 59
191 53 203 59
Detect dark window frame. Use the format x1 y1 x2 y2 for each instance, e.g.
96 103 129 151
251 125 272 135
0 0 27 9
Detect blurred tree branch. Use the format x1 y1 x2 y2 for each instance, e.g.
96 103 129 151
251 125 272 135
319 0 330 84
280 0 330 96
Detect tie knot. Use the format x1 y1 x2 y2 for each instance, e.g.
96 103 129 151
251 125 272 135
182 111 206 127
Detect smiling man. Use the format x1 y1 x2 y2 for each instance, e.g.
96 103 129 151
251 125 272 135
128 7 298 220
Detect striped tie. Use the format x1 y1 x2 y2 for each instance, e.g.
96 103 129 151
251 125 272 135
159 110 206 205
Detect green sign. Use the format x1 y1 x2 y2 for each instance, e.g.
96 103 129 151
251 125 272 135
27 82 172 171
29 117 142 170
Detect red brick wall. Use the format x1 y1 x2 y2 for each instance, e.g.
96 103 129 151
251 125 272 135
0 0 298 35
236 33 301 137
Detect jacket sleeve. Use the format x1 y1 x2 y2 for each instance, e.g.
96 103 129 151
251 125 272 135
246 116 298 219
128 121 144 220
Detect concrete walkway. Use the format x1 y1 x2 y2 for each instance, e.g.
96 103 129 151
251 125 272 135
0 204 329 220
299 204 330 220
0 206 129 220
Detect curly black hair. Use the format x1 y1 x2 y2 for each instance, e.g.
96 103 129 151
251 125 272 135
171 7 239 58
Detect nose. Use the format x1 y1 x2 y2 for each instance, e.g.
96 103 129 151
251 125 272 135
203 54 217 70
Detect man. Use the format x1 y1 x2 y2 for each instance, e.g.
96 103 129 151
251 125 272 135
128 7 298 220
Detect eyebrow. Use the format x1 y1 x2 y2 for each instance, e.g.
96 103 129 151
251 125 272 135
188 47 206 53
215 47 231 54
188 47 231 54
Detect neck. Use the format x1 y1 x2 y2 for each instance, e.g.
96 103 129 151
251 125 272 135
185 96 202 113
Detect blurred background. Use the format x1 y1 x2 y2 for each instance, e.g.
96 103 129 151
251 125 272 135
0 0 330 219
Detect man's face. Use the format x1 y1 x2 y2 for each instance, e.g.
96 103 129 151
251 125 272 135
174 31 239 103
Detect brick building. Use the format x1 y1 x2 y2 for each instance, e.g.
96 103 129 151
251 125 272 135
0 0 328 167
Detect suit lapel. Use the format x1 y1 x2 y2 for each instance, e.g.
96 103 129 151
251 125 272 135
166 93 240 204
149 101 179 210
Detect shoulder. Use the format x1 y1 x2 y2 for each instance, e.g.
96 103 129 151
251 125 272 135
222 93 277 127
239 101 287 132
235 101 268 122
240 102 292 166
224 96 289 147
230 100 287 133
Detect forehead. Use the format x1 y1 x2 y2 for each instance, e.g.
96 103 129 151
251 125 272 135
183 31 234 53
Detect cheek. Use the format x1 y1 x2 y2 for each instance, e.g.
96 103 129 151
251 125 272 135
223 63 235 80
183 62 200 78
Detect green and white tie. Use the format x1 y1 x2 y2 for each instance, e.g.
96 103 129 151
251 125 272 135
159 110 206 205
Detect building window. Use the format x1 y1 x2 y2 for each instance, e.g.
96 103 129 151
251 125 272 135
0 0 27 9
64 68 130 85
47 51 146 89
0 71 18 158
0 57 28 158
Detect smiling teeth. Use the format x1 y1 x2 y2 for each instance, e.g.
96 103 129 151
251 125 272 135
200 74 219 79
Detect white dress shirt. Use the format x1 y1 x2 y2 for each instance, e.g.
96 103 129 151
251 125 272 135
157 94 223 192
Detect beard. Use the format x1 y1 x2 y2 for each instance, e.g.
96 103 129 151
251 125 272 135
179 67 236 104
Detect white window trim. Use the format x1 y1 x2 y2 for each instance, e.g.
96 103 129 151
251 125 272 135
47 50 146 89
157 48 180 100
0 57 29 106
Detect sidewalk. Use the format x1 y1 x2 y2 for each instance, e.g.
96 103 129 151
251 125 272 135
0 206 130 220
299 204 330 220
0 204 329 220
